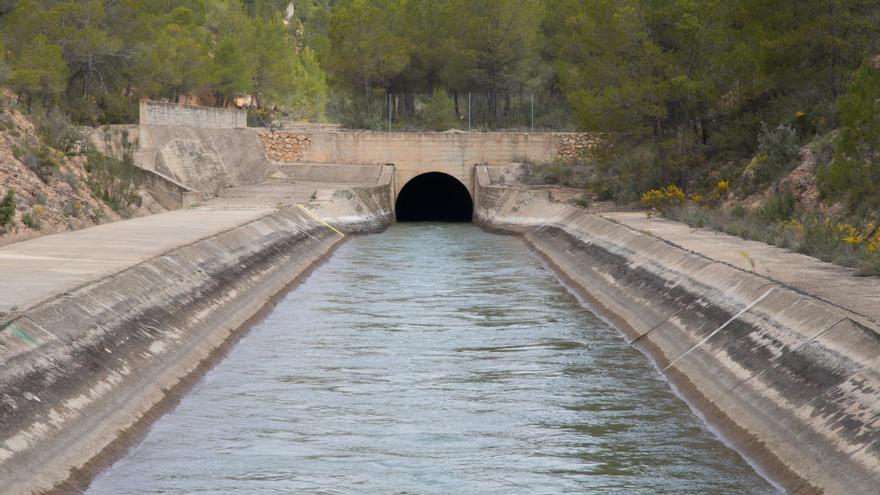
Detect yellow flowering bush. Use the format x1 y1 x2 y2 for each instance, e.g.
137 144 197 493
641 185 686 210
838 223 880 253
782 218 805 239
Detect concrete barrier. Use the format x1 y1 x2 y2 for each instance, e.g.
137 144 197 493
135 167 201 209
139 100 246 129
474 165 880 494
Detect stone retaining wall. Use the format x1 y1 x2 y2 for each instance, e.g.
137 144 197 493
259 131 311 162
474 165 880 494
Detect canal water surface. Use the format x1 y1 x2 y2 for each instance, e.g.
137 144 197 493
87 224 775 494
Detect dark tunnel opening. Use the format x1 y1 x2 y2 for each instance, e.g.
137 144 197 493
395 172 473 222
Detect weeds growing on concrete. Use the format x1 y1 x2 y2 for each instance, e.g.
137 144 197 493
85 130 141 214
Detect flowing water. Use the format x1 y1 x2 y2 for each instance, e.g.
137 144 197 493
86 224 775 494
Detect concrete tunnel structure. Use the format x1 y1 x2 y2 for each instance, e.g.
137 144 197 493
395 172 473 222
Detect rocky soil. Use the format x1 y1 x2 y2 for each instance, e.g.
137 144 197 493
0 100 161 246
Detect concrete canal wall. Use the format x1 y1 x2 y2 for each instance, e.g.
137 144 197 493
0 208 341 494
0 179 394 493
474 165 880 494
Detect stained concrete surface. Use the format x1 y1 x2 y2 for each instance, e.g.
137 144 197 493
0 177 378 316
602 211 880 326
475 166 880 494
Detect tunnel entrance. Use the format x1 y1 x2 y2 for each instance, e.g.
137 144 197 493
395 172 473 222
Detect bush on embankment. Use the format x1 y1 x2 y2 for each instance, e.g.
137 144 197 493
652 189 880 276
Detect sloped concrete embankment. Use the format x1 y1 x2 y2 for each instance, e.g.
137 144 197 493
0 203 389 495
298 164 395 235
137 125 269 200
474 166 880 494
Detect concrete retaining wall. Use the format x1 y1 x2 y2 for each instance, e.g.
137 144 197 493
139 100 246 129
135 167 201 210
90 125 202 210
0 207 363 494
288 131 597 198
306 165 395 234
137 125 270 199
475 166 880 494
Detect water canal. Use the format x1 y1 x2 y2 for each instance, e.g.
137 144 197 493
86 224 774 494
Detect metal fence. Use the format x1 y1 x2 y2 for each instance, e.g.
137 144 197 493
310 92 576 132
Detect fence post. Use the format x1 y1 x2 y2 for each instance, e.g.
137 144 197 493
388 93 392 132
468 92 471 132
531 93 535 131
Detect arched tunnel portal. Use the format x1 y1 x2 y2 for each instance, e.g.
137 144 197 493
395 172 473 222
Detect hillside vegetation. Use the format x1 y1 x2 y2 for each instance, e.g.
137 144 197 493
0 1 878 268
0 91 160 244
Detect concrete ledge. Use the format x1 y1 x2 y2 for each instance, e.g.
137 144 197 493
475 165 880 494
139 101 246 129
135 167 201 209
0 208 346 494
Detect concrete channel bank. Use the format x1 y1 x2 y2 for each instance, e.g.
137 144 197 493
0 184 393 492
0 210 329 494
475 165 880 494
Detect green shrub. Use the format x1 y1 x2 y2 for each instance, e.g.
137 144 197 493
415 90 458 131
574 195 591 209
32 107 86 155
63 197 83 218
85 130 141 214
327 92 385 130
0 190 15 228
730 204 747 219
246 108 274 128
21 145 59 183
753 122 800 185
21 209 40 230
760 189 796 222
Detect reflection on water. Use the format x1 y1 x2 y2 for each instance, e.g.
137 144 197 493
86 223 775 494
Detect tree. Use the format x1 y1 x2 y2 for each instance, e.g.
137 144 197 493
133 20 213 101
9 35 68 106
822 58 880 211
286 46 329 118
211 36 252 103
327 0 409 94
446 0 543 126
3 0 124 117
249 14 299 108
